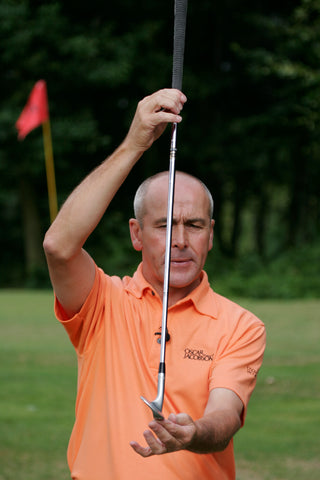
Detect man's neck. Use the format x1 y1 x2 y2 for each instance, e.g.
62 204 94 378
156 278 201 308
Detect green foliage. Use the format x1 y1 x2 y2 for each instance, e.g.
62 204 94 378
229 0 320 250
0 0 319 293
208 242 320 299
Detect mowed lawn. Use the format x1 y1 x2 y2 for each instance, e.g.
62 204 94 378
0 290 319 480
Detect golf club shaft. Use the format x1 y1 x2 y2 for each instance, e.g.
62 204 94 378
141 0 187 419
158 0 187 384
159 122 177 366
156 0 187 412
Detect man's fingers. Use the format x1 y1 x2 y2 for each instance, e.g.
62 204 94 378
147 421 175 449
141 88 187 117
153 111 182 125
124 88 187 153
129 440 153 458
146 418 188 452
129 429 167 457
130 414 196 458
143 428 168 454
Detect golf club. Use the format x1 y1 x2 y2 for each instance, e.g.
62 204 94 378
141 0 188 421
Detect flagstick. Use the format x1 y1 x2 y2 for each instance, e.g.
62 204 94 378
42 119 58 223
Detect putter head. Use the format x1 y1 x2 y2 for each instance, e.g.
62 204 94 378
141 396 164 421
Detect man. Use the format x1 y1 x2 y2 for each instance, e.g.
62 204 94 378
43 89 266 480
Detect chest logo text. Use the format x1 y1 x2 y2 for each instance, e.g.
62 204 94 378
184 348 214 361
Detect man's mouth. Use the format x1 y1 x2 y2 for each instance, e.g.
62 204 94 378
170 258 192 265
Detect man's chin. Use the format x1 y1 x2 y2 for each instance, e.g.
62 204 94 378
169 272 201 291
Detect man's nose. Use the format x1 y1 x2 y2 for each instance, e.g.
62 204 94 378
172 225 187 249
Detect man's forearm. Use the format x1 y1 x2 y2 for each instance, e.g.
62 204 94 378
187 410 242 454
44 141 142 259
43 89 186 315
44 89 186 260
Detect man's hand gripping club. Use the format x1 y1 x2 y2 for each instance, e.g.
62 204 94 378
130 389 243 458
124 89 187 154
130 413 196 457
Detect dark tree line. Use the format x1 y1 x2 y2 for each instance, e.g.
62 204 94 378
1 0 319 287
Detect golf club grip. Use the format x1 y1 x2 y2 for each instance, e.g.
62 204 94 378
172 0 188 91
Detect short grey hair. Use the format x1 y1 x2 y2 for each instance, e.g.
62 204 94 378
133 171 214 225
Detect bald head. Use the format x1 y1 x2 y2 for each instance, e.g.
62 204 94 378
133 171 214 226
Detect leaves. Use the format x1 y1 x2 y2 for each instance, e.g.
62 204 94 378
1 0 320 287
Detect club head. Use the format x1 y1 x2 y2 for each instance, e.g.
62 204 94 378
141 396 164 421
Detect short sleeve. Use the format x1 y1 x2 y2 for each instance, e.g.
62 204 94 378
209 311 266 424
55 264 110 356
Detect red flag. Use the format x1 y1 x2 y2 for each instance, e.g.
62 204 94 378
16 80 49 140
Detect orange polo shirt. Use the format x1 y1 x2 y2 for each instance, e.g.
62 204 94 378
55 263 265 480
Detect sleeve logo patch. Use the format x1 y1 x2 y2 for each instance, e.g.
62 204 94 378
247 366 258 377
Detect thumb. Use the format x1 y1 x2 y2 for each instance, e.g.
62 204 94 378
168 413 193 426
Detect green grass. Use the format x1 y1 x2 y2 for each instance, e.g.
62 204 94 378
0 291 319 479
0 290 75 480
234 299 320 480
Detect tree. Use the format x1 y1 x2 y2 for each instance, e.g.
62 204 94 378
0 0 172 285
1 0 319 286
230 0 320 254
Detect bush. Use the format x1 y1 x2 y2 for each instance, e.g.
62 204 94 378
208 242 320 299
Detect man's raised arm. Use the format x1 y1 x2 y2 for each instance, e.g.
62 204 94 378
43 89 187 317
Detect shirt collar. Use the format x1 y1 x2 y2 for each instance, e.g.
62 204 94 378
124 263 153 298
124 263 218 320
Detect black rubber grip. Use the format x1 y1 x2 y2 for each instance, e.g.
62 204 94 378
172 0 188 90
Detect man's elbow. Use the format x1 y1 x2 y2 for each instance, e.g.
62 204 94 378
214 438 232 452
43 230 73 263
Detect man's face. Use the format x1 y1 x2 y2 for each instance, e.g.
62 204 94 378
129 174 214 303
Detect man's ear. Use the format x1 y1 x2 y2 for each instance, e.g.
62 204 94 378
129 218 143 251
208 219 215 251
